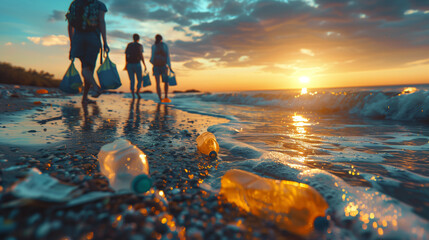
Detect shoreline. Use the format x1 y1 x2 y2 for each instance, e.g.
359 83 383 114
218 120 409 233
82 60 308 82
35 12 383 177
0 85 299 240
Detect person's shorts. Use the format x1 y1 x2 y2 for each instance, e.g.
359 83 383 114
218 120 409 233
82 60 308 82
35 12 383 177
70 31 101 71
153 66 168 82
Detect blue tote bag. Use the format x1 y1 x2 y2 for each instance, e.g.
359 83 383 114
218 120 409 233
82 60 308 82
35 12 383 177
168 71 177 86
97 54 122 90
59 59 82 94
143 71 151 87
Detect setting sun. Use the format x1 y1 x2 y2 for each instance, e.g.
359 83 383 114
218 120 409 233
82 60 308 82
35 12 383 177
299 76 310 84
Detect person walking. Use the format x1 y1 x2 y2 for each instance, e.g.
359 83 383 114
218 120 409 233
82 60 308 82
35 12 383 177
66 0 109 104
149 34 173 102
125 34 147 99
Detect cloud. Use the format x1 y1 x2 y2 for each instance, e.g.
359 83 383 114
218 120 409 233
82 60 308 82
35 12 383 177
109 0 198 25
221 0 244 16
409 0 429 10
355 0 410 21
27 35 69 46
183 60 205 69
300 49 315 57
148 9 191 25
405 58 429 67
102 0 429 73
187 11 213 20
251 0 311 21
109 0 149 20
109 30 132 40
238 56 249 62
48 10 66 22
261 65 294 74
314 0 347 8
27 37 41 44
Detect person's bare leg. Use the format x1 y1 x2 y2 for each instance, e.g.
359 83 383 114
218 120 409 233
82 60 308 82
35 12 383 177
81 67 92 103
136 88 141 99
82 67 101 98
155 75 162 102
164 81 168 99
82 68 98 90
82 80 91 103
161 72 168 99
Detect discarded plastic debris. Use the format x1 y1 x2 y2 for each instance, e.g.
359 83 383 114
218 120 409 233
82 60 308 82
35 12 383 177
3 165 28 172
161 98 171 103
98 139 152 194
11 168 81 202
36 89 49 94
37 116 62 124
196 132 219 159
220 169 329 236
66 191 113 208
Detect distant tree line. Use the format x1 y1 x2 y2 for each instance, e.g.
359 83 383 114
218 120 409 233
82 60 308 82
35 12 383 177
0 62 60 87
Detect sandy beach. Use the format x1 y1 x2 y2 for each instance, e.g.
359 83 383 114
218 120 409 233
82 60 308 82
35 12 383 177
0 84 300 240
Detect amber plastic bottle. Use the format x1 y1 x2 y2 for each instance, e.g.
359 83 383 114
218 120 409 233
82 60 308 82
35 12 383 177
196 132 219 159
220 169 329 236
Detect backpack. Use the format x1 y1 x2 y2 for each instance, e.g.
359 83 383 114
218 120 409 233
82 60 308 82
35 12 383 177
153 43 167 66
66 0 99 32
126 42 142 63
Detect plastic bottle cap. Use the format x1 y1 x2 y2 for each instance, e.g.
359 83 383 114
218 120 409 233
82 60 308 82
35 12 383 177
209 151 217 159
131 174 152 194
314 216 329 232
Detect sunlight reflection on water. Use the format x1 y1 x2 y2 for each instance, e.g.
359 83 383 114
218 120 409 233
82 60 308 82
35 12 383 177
0 95 228 147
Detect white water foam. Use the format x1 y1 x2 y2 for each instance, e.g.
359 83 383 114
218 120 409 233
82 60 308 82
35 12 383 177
252 151 429 240
161 90 429 239
170 88 429 121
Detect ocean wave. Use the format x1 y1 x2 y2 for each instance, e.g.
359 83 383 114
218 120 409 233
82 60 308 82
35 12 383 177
193 89 429 121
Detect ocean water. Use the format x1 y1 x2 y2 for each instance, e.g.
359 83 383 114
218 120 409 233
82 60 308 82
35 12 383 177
167 85 429 240
1 84 428 239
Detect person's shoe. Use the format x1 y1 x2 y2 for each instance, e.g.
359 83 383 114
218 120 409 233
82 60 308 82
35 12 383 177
91 89 103 98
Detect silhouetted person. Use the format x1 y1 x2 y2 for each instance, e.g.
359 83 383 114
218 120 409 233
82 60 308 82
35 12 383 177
150 34 173 102
125 34 147 99
66 0 109 104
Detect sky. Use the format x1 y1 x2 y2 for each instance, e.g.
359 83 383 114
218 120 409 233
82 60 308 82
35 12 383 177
0 0 428 92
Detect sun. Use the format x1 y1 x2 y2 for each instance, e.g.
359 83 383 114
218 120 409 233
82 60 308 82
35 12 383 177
299 76 310 84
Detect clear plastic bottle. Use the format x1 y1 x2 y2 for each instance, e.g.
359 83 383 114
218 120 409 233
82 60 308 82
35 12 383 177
196 132 219 159
220 169 329 236
98 139 152 193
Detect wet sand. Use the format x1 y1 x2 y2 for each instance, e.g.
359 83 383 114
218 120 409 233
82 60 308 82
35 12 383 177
0 85 302 240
